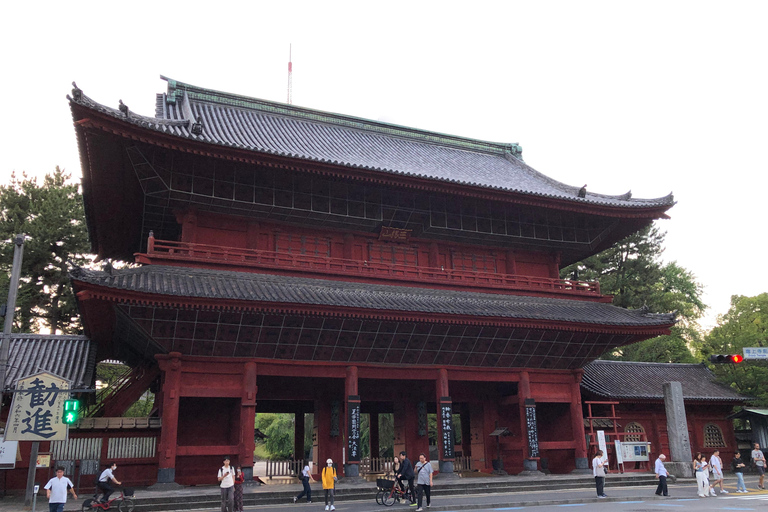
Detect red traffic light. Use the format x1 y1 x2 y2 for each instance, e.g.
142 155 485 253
709 354 744 364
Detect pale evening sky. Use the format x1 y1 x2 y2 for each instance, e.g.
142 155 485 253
1 1 766 329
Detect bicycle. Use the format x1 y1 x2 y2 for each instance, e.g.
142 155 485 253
380 478 414 506
82 488 135 512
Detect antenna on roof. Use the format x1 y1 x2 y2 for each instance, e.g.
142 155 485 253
287 44 293 105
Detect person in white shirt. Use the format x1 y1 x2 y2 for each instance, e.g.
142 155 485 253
97 462 121 503
218 456 236 512
294 463 313 503
44 466 77 512
710 450 726 494
654 454 669 496
592 449 607 498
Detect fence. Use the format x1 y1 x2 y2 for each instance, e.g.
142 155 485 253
265 459 304 479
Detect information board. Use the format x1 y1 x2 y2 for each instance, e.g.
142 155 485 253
346 395 361 462
619 441 649 462
597 430 608 466
524 399 539 458
0 440 18 469
439 398 454 460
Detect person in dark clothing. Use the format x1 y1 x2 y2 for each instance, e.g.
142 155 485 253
395 451 416 504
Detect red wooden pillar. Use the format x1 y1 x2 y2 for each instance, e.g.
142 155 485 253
435 368 455 474
469 402 486 472
241 362 257 481
369 412 380 458
345 366 361 478
294 412 305 461
314 398 345 477
570 369 590 473
156 352 182 484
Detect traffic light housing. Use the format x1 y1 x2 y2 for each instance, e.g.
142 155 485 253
709 354 744 364
62 399 80 424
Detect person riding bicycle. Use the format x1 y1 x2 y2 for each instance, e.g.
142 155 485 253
97 463 122 503
395 451 415 504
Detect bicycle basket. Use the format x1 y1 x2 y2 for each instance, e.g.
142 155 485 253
376 478 394 490
122 488 135 497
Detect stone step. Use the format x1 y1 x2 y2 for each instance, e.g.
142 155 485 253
128 475 665 512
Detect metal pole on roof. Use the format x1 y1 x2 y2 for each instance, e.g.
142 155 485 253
0 234 25 418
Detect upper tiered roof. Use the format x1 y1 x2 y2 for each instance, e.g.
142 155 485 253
70 76 674 211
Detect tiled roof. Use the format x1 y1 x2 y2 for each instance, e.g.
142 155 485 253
4 334 97 390
68 77 674 210
70 265 676 328
581 360 746 402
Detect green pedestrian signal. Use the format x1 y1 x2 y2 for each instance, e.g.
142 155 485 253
62 399 80 425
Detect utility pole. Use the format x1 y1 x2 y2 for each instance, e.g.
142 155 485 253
0 234 24 419
0 234 24 500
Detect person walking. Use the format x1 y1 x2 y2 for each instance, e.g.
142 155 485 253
294 462 313 503
44 466 77 512
694 453 708 497
732 452 748 493
97 462 121 503
321 458 337 511
654 453 669 496
396 451 416 505
753 443 766 490
414 453 433 511
233 466 245 512
217 456 236 512
592 450 607 498
710 450 727 494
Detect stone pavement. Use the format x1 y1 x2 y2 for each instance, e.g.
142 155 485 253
2 473 766 511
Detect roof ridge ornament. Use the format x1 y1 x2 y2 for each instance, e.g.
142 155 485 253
71 82 82 101
119 99 129 118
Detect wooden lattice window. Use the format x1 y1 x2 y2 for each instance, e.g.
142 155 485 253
275 233 331 257
624 422 645 442
704 423 726 447
451 251 497 273
368 243 418 266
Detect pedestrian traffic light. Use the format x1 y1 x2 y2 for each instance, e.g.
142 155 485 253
62 399 80 424
709 354 743 364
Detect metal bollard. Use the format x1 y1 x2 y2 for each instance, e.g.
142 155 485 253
32 484 39 512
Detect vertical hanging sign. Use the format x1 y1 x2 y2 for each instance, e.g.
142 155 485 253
439 397 454 460
347 395 361 463
524 398 539 458
5 372 70 442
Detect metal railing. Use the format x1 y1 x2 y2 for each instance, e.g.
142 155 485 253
145 237 601 297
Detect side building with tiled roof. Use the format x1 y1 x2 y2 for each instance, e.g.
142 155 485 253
64 76 678 486
580 360 748 469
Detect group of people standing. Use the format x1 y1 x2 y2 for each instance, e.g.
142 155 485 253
293 457 338 510
592 443 766 499
217 456 245 512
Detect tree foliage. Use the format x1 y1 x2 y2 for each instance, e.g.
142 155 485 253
703 293 768 406
561 224 706 363
255 413 296 459
0 169 90 333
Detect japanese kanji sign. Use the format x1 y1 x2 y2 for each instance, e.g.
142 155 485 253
743 347 768 359
5 372 70 441
347 395 361 463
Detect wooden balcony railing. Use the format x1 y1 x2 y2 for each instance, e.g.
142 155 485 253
142 236 602 298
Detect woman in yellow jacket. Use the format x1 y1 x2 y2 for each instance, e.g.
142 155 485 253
321 458 337 511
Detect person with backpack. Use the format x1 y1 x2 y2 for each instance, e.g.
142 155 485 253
414 453 433 511
217 456 236 512
321 458 338 511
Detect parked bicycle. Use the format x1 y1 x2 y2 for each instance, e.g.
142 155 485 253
82 488 135 512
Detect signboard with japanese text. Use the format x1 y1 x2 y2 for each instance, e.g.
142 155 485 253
0 440 19 469
439 397 454 460
379 226 412 242
597 430 608 466
347 395 361 463
4 372 70 441
743 347 768 360
524 398 539 458
619 441 650 462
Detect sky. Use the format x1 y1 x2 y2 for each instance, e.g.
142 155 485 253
1 1 766 329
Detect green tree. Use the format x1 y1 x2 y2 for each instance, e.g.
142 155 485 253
0 169 90 333
255 413 295 459
703 294 768 406
561 224 706 363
